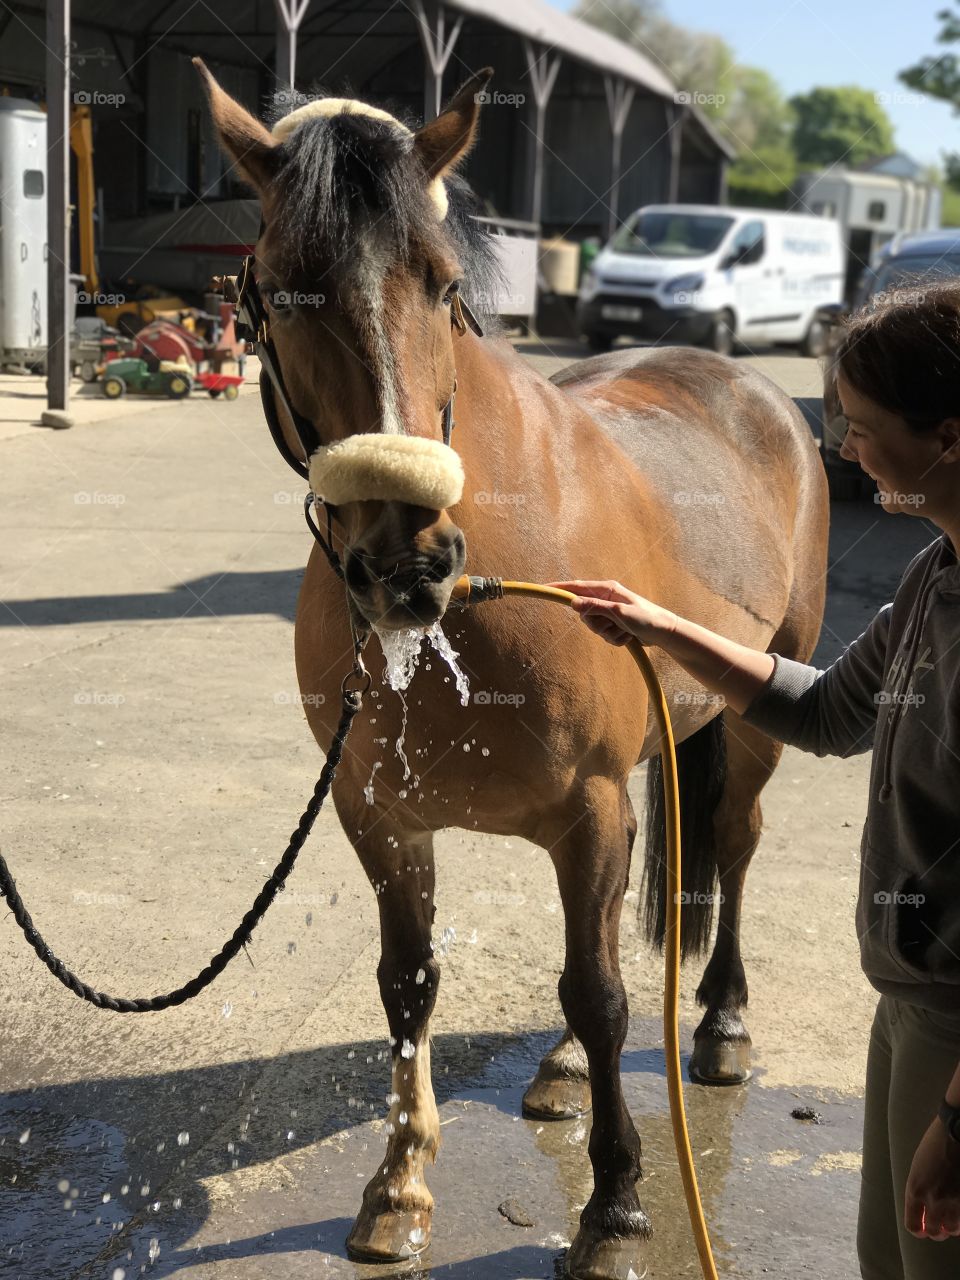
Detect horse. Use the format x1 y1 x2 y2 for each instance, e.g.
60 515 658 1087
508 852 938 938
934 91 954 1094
196 62 828 1279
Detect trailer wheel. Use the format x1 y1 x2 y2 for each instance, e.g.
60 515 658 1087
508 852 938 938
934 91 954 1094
223 383 239 401
707 311 736 357
800 317 829 358
208 389 221 398
102 376 125 399
80 360 98 383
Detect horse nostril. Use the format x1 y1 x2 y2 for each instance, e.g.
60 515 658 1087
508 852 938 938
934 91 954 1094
344 551 371 594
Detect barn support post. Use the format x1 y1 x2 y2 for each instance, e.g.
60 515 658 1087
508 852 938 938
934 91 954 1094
521 39 561 231
414 0 463 122
666 99 684 202
717 156 729 204
604 75 635 238
275 0 311 94
44 0 72 425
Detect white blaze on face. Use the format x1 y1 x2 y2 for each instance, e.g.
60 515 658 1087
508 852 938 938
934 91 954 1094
351 242 405 437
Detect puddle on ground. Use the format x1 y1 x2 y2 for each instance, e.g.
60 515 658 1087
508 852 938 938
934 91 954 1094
42 1017 862 1280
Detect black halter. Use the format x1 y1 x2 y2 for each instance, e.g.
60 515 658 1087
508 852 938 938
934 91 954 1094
229 244 483 580
232 250 483 467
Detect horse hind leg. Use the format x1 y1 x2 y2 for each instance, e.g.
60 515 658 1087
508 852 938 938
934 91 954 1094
687 714 783 1085
523 793 637 1121
339 799 441 1262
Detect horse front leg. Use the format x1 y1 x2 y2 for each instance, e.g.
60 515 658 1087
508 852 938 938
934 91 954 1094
545 781 651 1280
524 793 638 1122
339 799 440 1262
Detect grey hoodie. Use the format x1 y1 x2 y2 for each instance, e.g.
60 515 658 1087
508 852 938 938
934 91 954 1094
741 532 960 1015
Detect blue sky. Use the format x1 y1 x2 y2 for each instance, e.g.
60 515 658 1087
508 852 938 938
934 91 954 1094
547 0 958 168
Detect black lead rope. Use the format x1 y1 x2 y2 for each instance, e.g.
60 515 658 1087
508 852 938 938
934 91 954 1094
0 675 368 1011
0 243 483 1011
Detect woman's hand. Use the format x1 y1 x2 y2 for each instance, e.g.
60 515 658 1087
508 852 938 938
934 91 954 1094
904 1116 960 1239
546 580 678 648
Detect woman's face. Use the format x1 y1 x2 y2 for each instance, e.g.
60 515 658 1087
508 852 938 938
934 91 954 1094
836 372 960 517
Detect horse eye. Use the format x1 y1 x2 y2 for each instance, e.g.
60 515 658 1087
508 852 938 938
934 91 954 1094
442 281 462 306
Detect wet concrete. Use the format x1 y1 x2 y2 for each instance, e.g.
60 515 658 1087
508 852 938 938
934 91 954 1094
5 1018 862 1280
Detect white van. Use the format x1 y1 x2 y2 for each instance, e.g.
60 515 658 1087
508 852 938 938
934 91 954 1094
576 204 845 357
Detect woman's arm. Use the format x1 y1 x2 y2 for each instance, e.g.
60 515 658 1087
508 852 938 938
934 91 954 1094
550 578 890 756
546 579 773 713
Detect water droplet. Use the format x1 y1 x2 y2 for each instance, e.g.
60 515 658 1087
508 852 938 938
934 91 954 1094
57 1179 70 1194
222 1002 233 1018
400 1038 416 1059
398 1110 409 1125
18 1129 29 1144
112 1269 126 1280
415 968 426 984
148 1238 160 1262
177 1131 189 1146
481 747 490 757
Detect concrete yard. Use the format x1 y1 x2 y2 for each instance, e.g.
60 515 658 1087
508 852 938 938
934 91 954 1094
0 341 934 1279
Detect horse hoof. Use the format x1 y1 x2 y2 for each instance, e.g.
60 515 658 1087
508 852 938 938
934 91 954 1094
522 1070 592 1120
564 1225 649 1279
345 1208 431 1262
689 1033 752 1085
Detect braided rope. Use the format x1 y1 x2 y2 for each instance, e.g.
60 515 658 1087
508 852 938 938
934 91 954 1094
0 687 363 1012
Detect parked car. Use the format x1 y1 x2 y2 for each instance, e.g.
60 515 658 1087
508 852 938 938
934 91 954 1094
576 204 845 357
819 229 960 496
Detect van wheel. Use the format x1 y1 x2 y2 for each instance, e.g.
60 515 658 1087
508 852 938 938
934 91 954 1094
585 331 613 352
800 318 829 358
707 311 735 357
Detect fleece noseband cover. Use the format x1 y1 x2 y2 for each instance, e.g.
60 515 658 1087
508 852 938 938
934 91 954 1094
308 433 465 510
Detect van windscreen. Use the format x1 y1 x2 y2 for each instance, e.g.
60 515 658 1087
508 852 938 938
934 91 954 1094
611 211 735 258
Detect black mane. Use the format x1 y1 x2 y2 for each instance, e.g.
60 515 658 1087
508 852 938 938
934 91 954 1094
266 95 502 318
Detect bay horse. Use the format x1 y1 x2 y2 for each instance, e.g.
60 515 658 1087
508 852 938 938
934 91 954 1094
197 62 828 1279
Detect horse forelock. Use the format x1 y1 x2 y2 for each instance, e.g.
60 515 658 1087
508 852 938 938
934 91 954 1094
265 93 502 319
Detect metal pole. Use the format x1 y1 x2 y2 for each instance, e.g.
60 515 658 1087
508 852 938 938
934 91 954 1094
44 0 72 426
275 0 310 95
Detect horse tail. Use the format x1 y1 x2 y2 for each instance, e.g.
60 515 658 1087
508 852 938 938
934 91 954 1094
641 713 727 959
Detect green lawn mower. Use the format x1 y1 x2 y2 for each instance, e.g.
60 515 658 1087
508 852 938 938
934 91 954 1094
100 358 193 400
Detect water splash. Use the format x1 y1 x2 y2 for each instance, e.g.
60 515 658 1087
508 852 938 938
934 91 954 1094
375 623 470 708
373 623 471 776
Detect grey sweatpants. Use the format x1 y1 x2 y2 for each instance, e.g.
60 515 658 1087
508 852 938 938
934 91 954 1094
858 994 960 1279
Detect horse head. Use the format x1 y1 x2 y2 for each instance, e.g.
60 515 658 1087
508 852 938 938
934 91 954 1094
195 59 497 631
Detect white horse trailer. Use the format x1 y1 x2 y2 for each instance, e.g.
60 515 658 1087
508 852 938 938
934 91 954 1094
0 99 47 369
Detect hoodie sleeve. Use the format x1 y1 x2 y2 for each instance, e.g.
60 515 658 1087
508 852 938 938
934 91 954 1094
739 604 892 757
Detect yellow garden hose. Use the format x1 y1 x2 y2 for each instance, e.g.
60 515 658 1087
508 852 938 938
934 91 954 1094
451 576 720 1280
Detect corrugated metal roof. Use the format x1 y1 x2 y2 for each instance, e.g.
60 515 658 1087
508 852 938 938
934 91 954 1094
444 0 736 159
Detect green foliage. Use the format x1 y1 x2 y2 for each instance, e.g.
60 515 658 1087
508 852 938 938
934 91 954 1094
789 86 895 167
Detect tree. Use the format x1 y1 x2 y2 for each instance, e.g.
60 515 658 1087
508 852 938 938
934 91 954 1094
789 86 895 169
900 5 960 185
576 0 798 202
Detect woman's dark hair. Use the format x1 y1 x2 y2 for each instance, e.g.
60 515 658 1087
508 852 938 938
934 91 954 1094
835 278 960 433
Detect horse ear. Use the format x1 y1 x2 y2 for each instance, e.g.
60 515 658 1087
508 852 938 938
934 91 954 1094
193 57 279 193
413 67 493 182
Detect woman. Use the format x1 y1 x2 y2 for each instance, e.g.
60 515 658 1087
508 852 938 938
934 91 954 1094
552 283 960 1280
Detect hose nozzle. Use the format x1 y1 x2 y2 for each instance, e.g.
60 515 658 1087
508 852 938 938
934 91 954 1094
450 574 504 606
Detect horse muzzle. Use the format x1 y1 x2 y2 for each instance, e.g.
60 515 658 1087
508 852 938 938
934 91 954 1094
309 433 467 631
344 533 466 630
